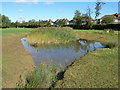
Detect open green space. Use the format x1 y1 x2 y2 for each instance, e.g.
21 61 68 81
2 28 119 88
2 28 34 88
2 28 33 35
55 29 118 88
55 48 118 88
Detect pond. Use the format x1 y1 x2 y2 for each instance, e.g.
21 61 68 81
21 38 104 68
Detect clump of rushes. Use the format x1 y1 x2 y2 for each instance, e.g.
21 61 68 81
105 40 118 48
26 27 76 45
19 62 59 88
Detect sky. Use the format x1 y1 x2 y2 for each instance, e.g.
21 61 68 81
1 1 119 22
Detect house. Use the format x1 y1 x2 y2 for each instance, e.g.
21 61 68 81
69 17 96 25
99 13 120 24
48 19 54 25
54 18 70 25
62 18 69 25
41 20 49 25
81 17 96 25
69 20 75 25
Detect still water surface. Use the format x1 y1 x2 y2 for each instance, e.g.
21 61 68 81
21 38 104 68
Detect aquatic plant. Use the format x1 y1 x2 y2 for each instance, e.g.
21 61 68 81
18 62 60 88
105 40 118 48
26 27 76 45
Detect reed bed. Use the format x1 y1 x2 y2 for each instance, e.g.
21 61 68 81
26 27 76 45
18 62 60 88
105 40 119 48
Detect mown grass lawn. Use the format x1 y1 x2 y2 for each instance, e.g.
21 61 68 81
74 30 118 43
2 28 35 88
55 30 118 88
55 48 118 88
2 28 33 35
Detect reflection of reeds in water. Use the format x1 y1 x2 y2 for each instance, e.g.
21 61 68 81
18 39 103 88
28 39 97 54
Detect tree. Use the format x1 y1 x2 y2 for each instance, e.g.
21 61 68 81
101 16 114 24
82 14 93 29
46 22 51 27
85 18 93 29
56 21 66 26
28 19 36 28
21 20 27 28
73 10 82 25
84 6 93 29
38 20 42 27
95 0 105 19
15 21 20 28
10 22 16 28
2 15 11 28
0 14 2 28
86 5 93 18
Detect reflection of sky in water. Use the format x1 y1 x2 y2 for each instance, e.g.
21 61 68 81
21 38 104 68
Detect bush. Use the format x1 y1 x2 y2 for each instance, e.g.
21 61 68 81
105 40 118 48
18 62 60 88
109 29 114 34
67 24 120 31
101 16 114 24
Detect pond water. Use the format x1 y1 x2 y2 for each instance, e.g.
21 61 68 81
21 38 104 68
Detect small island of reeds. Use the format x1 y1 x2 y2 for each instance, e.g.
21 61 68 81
26 27 76 46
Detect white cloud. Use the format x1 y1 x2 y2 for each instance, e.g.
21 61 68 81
15 0 30 5
19 16 26 19
15 0 27 3
18 9 23 12
15 0 38 5
44 2 54 5
33 0 38 4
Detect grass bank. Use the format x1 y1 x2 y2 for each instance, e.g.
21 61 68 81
54 30 118 88
55 48 118 88
2 28 35 88
26 27 76 45
18 62 61 88
74 29 118 43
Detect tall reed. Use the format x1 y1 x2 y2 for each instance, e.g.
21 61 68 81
27 27 76 45
18 62 60 88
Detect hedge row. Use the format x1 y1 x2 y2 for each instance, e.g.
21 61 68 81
67 24 120 31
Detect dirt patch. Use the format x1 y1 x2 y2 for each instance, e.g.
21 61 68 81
2 34 35 88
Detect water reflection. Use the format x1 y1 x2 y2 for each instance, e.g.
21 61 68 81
21 38 104 68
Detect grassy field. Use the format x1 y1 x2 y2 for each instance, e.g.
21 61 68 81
55 30 118 88
2 28 35 88
2 28 33 35
1 28 119 88
74 29 118 43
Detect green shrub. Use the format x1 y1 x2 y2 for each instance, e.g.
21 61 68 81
18 62 60 88
109 29 114 34
105 40 118 48
101 16 114 24
103 29 108 33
